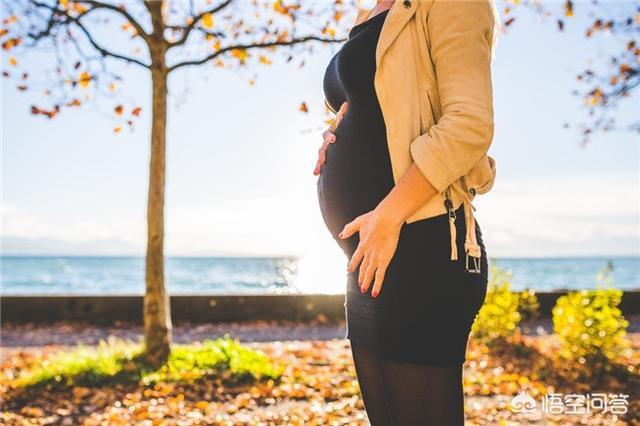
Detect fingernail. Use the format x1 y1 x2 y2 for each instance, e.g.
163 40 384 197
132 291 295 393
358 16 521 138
338 231 344 238
372 290 378 298
360 286 366 293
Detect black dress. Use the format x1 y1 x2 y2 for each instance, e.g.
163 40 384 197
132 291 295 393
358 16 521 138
317 9 489 367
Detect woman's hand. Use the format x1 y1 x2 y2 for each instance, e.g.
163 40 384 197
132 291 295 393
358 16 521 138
313 101 349 176
338 207 403 298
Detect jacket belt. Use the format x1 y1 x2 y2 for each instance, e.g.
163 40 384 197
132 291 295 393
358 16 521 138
445 181 482 274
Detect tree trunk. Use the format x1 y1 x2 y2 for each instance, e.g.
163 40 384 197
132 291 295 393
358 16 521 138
144 42 172 366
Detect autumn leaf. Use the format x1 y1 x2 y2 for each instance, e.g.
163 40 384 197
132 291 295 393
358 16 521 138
132 107 142 117
202 13 214 29
114 105 124 116
8 56 17 66
114 126 122 133
564 0 574 18
3 15 17 25
299 102 308 113
259 55 272 65
2 37 21 51
231 48 248 64
78 72 91 89
273 0 287 15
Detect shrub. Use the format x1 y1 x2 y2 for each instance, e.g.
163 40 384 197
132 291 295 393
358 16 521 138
10 335 283 390
518 289 540 322
471 262 522 343
552 263 630 363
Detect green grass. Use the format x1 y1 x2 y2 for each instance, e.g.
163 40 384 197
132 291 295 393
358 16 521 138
10 335 283 390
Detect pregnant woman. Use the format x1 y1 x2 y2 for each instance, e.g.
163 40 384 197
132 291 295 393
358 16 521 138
315 0 499 424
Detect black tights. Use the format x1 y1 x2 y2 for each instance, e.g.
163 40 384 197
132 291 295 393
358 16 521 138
350 343 465 426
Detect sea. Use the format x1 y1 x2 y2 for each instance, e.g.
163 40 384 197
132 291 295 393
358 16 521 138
0 256 638 295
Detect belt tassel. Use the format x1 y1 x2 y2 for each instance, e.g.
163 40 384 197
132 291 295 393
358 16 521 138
445 184 482 274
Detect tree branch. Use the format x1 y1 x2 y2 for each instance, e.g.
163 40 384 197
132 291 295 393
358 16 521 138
168 35 345 73
76 0 150 41
29 0 150 68
168 0 233 49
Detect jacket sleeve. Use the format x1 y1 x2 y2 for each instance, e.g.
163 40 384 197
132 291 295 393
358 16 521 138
409 0 496 194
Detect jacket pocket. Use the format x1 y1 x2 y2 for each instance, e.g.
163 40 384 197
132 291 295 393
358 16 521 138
418 88 438 134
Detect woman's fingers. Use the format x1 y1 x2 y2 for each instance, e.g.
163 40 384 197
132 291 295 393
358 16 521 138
348 243 365 273
339 217 359 240
322 129 336 144
330 101 349 131
358 253 371 286
338 100 349 117
361 258 377 292
315 101 347 175
370 262 388 298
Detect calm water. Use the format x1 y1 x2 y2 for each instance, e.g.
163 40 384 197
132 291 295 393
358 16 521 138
0 256 638 295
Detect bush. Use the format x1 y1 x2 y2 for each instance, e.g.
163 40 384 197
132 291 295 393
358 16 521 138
517 289 540 322
471 262 522 343
10 335 283 390
552 263 630 363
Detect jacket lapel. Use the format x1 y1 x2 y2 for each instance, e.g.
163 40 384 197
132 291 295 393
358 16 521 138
376 0 419 68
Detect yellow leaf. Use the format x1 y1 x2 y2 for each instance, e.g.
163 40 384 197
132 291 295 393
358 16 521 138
60 0 69 9
202 13 214 29
231 48 248 64
213 40 221 51
78 71 91 88
259 55 272 65
564 1 574 17
274 0 286 14
109 82 117 92
8 56 17 66
114 126 122 133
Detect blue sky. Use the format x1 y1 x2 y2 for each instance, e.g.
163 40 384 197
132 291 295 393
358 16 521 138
2 1 639 259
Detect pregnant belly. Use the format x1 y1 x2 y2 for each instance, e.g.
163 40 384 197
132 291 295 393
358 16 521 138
316 115 394 243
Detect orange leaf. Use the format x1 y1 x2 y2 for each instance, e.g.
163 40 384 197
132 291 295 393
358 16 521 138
202 13 214 29
299 102 308 113
114 105 124 116
78 71 91 88
114 126 122 133
231 48 248 64
132 107 142 117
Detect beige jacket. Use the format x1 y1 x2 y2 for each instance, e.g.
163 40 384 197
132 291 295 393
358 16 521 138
324 0 499 273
